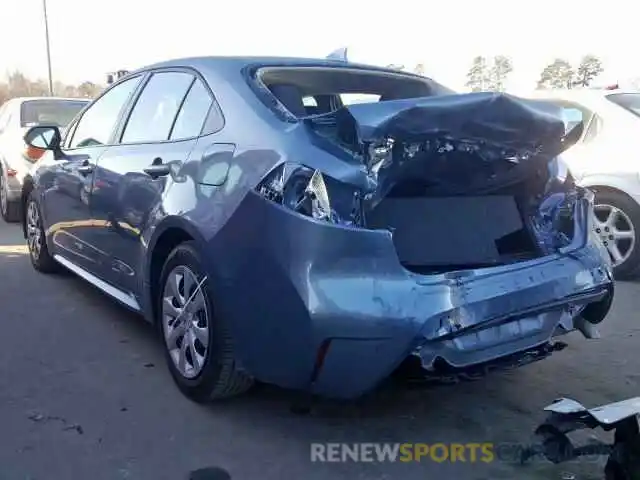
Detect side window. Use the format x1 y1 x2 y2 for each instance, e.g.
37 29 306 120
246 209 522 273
546 100 595 143
340 93 381 105
170 78 213 140
69 76 141 148
121 71 194 144
302 96 317 107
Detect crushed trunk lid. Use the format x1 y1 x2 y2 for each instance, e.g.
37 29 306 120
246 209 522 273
307 92 581 200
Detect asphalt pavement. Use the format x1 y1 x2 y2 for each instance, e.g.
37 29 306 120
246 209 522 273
1 222 638 480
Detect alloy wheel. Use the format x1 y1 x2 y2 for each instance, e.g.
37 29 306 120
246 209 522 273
162 266 209 379
594 203 636 267
26 201 43 260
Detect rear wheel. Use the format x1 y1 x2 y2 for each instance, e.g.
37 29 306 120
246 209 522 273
158 241 253 402
593 189 640 280
25 192 59 273
0 173 20 223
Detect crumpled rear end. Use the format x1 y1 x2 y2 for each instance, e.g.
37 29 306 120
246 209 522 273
207 184 612 399
205 90 614 399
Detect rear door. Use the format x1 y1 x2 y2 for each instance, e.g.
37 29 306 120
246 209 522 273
89 69 215 293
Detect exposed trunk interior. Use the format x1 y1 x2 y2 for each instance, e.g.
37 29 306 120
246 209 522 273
307 118 552 273
367 194 540 273
307 120 561 273
361 144 545 273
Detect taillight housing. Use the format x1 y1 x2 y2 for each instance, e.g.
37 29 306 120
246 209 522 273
256 162 364 227
23 143 46 163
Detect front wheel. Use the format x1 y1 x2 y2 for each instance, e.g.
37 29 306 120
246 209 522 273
158 241 254 402
25 192 59 274
593 190 640 280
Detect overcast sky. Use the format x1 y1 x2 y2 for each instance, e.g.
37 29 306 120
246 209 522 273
1 0 637 91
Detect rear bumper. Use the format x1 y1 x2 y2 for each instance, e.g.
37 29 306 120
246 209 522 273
209 190 614 399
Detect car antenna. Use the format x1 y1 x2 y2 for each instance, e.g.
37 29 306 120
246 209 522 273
326 47 349 62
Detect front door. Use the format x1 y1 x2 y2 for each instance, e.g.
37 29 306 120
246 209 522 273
43 75 143 272
88 70 213 294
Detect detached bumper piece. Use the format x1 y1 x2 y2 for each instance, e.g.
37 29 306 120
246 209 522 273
522 397 640 480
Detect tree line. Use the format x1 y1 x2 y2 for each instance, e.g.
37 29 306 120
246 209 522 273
389 55 605 91
465 54 604 91
0 71 104 106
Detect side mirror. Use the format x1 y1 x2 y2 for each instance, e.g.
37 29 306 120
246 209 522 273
24 125 62 151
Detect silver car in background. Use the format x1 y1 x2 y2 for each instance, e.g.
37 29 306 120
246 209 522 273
525 89 640 279
0 97 89 222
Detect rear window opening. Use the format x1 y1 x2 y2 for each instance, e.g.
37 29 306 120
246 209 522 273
20 99 88 128
255 65 453 118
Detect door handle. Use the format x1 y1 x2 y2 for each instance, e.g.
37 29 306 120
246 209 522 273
144 158 171 179
77 163 94 175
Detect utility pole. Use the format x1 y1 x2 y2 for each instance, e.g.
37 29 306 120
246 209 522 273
42 0 53 95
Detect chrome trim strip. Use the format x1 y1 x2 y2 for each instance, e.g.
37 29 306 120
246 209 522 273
53 254 141 311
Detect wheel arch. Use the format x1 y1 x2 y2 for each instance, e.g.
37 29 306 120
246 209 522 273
579 174 640 205
144 217 208 323
587 184 640 205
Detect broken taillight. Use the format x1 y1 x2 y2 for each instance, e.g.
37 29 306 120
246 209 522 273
256 162 364 227
23 143 46 163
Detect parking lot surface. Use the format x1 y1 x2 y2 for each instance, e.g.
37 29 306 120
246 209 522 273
0 222 637 480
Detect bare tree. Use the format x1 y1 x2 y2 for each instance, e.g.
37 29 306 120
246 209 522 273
488 55 513 92
537 59 575 89
466 56 490 92
574 55 604 87
77 81 103 98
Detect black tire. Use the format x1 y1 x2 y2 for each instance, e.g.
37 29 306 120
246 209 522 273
0 173 20 223
593 189 640 280
157 241 253 402
25 191 60 274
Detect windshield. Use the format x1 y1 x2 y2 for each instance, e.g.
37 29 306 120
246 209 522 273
20 99 88 128
606 93 640 118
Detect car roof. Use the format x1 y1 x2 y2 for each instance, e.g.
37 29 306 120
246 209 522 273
131 55 435 80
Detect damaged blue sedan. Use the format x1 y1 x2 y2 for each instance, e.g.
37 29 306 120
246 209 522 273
20 57 614 402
